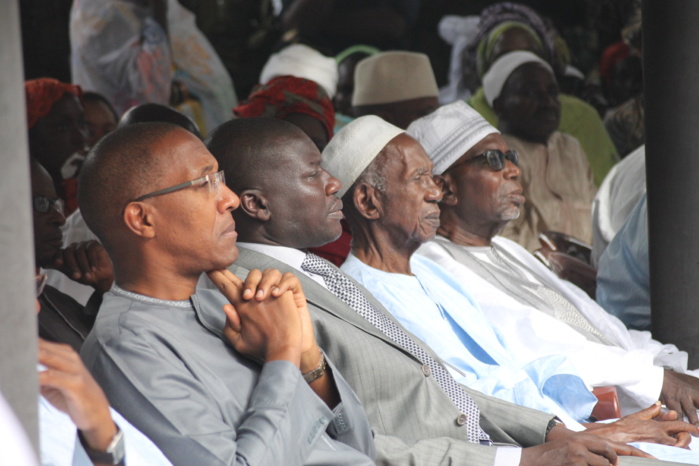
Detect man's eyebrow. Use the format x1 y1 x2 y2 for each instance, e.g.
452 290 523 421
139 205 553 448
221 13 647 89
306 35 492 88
199 164 215 177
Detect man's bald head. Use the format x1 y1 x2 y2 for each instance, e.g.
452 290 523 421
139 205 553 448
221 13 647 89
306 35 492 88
206 117 343 248
118 103 202 139
78 122 184 252
206 117 306 193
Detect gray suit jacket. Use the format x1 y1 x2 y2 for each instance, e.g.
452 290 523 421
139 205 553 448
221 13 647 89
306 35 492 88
230 247 679 465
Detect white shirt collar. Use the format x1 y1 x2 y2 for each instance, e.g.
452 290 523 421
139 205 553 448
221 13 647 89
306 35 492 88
236 242 328 288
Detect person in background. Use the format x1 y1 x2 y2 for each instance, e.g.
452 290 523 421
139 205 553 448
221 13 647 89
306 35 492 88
82 92 119 151
333 45 379 132
32 158 113 352
234 75 334 151
352 51 440 129
26 78 87 216
488 51 596 252
463 2 619 186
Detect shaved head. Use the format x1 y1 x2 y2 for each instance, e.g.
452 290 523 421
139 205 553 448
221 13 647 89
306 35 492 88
78 122 183 252
206 117 307 193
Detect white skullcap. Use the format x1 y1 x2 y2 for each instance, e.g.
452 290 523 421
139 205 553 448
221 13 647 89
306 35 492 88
322 115 404 197
406 101 499 175
352 51 439 106
260 44 338 98
483 50 553 106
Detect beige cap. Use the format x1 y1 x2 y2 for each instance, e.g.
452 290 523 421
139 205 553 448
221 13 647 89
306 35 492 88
322 115 404 197
352 51 439 106
407 101 499 175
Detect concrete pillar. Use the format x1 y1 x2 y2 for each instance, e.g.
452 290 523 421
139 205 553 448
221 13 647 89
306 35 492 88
0 0 39 452
644 0 699 365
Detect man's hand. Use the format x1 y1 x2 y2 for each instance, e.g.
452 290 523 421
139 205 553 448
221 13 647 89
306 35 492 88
661 370 699 425
49 241 114 294
208 269 307 366
583 402 699 447
521 431 653 465
38 339 117 452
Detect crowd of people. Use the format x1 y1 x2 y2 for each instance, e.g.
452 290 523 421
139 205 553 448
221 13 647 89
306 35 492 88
9 0 698 465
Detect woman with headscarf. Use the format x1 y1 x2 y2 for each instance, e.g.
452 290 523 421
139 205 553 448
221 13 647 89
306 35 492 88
457 3 619 186
26 78 87 216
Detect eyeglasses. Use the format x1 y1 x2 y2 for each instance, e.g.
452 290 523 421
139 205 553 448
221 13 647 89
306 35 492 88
132 171 226 202
467 150 519 171
35 273 47 297
33 196 64 215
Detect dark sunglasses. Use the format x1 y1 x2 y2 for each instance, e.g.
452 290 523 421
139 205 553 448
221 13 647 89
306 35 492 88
467 149 519 171
33 196 64 215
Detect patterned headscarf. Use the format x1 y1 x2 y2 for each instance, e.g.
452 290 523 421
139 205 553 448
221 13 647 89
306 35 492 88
234 76 335 140
25 78 82 129
469 2 555 78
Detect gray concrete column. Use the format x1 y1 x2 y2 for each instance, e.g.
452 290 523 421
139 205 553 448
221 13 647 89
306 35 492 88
0 0 39 452
644 0 699 365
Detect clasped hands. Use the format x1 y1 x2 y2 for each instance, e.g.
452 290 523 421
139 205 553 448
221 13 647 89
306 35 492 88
208 268 321 373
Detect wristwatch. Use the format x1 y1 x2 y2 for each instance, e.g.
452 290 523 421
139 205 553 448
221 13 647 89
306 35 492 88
303 353 327 383
78 425 125 465
545 416 564 439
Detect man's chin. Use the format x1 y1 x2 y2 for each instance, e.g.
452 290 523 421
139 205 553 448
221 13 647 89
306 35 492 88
213 245 239 269
501 208 521 221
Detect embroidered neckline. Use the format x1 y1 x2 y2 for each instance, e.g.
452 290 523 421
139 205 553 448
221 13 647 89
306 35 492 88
112 284 192 308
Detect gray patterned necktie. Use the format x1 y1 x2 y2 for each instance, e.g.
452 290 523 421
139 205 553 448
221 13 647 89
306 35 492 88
301 253 490 444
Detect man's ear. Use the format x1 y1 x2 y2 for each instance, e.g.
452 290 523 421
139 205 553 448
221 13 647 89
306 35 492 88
238 189 271 222
123 202 156 238
353 183 382 220
435 173 458 207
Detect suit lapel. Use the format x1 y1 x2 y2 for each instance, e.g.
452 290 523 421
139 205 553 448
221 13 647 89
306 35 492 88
232 247 421 360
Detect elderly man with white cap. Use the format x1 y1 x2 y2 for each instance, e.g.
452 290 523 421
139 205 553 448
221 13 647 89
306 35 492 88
483 50 597 252
408 100 699 429
351 51 440 129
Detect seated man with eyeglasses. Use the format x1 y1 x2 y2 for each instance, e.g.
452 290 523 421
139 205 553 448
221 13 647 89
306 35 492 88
78 122 375 465
407 101 699 427
31 158 114 352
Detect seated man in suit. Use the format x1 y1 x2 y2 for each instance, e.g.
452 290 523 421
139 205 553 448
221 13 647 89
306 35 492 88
31 158 113 351
78 122 375 465
406 101 699 423
205 116 668 465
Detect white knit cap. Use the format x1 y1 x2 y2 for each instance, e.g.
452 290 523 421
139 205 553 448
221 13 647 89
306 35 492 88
483 51 553 106
352 51 439 106
406 101 499 175
260 44 339 98
322 115 404 197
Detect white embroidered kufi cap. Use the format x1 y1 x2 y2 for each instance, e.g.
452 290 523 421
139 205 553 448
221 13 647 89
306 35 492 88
352 51 439 106
406 101 499 175
322 115 404 197
260 44 339 98
483 50 553 106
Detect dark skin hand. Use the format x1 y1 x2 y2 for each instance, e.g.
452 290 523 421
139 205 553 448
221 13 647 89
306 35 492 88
39 339 117 453
48 240 114 294
208 268 340 409
582 402 698 448
523 426 653 465
661 370 699 426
